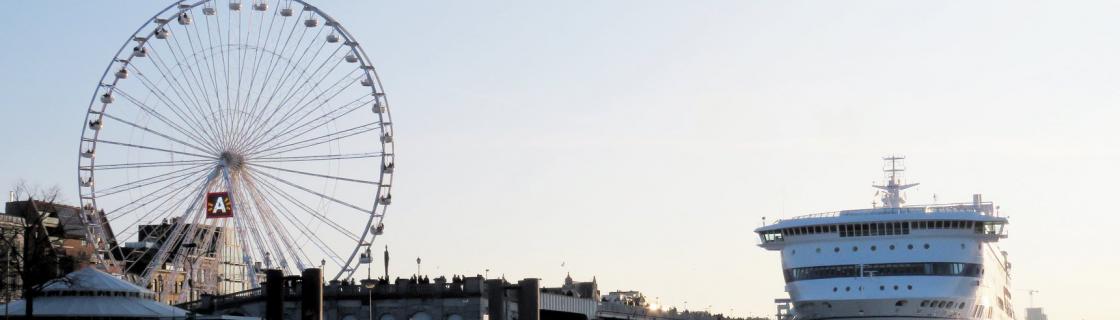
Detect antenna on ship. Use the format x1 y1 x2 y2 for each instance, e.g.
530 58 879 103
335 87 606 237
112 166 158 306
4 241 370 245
872 155 919 208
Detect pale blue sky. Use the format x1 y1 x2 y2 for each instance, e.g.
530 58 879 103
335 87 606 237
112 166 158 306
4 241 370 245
1 1 1117 318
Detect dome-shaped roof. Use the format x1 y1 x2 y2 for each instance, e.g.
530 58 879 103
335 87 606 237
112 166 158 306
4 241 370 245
0 267 189 318
41 266 154 298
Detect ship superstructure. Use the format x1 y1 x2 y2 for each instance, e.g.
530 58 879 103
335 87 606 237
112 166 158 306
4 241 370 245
756 157 1016 320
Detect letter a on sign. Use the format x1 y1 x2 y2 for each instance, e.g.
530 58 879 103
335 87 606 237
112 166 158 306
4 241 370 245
206 192 233 218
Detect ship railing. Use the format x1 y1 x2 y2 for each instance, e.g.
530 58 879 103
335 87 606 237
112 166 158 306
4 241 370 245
777 201 996 223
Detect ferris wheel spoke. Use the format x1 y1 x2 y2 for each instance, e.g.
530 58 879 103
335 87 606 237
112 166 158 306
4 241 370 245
104 166 214 222
237 26 337 147
140 49 226 147
233 11 283 151
181 17 232 149
122 173 217 285
243 94 370 152
113 71 220 149
253 122 380 157
259 63 359 135
241 177 303 272
90 159 213 170
240 10 309 137
250 45 348 138
228 178 273 269
94 163 212 198
162 25 224 127
88 138 216 159
98 112 216 155
250 162 379 185
250 151 384 163
247 173 350 267
204 17 243 150
248 167 369 214
115 63 215 147
242 70 363 152
245 169 361 241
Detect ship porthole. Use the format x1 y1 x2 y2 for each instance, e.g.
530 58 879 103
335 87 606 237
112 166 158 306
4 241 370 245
907 244 914 250
791 249 796 255
924 243 931 249
907 285 913 290
879 285 885 291
893 285 899 290
961 243 966 249
845 286 850 292
851 246 858 252
832 287 837 292
889 244 896 250
816 248 821 253
871 245 877 251
834 247 840 253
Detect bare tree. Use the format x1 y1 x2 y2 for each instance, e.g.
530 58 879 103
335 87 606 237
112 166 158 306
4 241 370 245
11 179 64 204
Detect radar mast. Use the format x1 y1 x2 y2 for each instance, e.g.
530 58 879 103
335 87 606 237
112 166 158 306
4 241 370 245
873 156 918 208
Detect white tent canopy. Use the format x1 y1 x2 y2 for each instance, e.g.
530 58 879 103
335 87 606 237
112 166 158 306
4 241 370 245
0 267 190 319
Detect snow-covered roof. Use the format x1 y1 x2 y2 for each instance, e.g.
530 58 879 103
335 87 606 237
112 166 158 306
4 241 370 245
0 267 190 318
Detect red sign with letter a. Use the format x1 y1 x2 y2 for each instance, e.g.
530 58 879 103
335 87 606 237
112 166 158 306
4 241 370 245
206 192 233 218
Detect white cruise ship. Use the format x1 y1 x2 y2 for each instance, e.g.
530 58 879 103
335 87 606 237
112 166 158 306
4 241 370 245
755 157 1017 320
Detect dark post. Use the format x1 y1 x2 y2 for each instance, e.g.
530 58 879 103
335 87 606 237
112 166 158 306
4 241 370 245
485 280 506 320
517 279 540 320
266 269 285 320
301 268 323 320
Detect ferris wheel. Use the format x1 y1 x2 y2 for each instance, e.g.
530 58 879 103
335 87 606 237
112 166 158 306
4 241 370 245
76 0 394 299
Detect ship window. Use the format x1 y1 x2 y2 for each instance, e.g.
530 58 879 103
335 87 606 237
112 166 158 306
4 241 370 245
893 285 899 290
921 300 929 307
908 285 913 290
896 300 907 306
870 245 876 251
870 223 879 235
924 243 931 249
907 244 914 250
938 301 946 308
885 223 894 235
852 246 858 252
831 225 838 232
889 244 895 250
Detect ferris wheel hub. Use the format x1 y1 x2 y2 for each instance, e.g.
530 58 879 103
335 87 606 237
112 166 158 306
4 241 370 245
219 150 246 171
